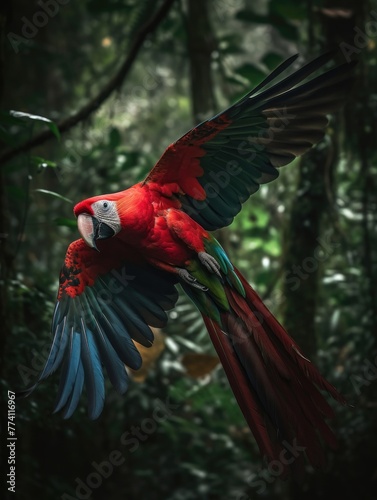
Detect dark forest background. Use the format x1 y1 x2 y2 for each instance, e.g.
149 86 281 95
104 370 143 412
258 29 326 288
1 0 377 499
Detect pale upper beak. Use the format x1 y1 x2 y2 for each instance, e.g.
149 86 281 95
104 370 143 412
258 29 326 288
77 213 97 250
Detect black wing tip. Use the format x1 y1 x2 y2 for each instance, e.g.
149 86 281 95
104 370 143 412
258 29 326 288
285 53 300 64
231 48 357 116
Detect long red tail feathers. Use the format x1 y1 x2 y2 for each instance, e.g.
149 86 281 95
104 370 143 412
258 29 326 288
203 267 345 474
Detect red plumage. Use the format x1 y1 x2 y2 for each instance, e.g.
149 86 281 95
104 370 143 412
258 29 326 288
19 52 356 471
203 269 344 471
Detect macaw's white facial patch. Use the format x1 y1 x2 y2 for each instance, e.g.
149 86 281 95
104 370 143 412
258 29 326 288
92 200 121 235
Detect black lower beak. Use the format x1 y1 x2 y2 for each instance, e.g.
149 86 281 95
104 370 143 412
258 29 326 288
91 218 115 250
77 213 116 251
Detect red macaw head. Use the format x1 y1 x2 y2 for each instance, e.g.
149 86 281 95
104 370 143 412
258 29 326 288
74 193 122 251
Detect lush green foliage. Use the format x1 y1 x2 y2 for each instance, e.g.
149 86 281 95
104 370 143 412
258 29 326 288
1 1 377 499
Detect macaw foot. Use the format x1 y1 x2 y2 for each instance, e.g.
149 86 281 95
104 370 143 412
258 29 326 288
177 268 208 291
198 252 221 277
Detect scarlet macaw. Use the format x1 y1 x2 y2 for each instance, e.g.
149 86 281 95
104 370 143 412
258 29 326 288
21 52 355 471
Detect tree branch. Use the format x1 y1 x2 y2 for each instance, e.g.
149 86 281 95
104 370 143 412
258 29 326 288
0 0 176 166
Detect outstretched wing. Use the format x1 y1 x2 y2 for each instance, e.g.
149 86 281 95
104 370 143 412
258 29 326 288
145 52 356 230
19 239 178 419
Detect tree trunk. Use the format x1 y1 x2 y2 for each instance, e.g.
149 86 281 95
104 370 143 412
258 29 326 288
186 0 217 123
281 146 335 355
281 0 358 356
288 2 364 499
186 0 232 252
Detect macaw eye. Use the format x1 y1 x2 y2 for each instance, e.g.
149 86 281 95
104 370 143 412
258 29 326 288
102 201 110 210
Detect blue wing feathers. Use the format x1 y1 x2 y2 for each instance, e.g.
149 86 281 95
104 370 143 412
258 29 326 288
54 330 81 413
99 305 143 369
62 361 84 419
112 295 155 347
123 287 168 328
19 259 178 419
79 320 105 420
39 313 68 380
90 315 130 394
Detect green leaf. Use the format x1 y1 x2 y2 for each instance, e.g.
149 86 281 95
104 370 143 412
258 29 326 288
262 52 284 70
234 63 266 85
270 0 307 21
6 185 28 201
274 20 299 41
0 110 27 126
264 238 281 256
108 127 122 148
235 10 269 24
54 217 77 228
225 75 245 88
31 156 57 170
34 189 72 204
9 111 61 140
0 125 13 143
118 150 141 171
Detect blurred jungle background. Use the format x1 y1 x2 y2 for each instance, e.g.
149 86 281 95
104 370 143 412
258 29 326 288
1 0 377 499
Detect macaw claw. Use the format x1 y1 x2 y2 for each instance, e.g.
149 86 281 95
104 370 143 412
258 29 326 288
198 252 221 277
177 268 208 291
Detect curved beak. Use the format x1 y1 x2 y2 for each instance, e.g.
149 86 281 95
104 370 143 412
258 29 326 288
77 213 115 251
